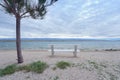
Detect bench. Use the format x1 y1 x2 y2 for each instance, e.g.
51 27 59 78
50 45 80 57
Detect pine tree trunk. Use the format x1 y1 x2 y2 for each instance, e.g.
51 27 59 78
16 15 23 63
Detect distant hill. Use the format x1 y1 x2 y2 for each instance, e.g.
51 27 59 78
0 38 120 41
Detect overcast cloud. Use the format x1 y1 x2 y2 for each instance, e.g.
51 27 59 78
0 0 120 38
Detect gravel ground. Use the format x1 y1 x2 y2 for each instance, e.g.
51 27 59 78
0 50 120 80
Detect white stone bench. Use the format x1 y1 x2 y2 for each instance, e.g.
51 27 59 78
50 45 80 57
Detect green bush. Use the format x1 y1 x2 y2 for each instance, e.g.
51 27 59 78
17 61 48 73
0 64 16 76
27 61 48 73
0 69 2 76
17 65 29 71
56 61 71 69
0 61 48 77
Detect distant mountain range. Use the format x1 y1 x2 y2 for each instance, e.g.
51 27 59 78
0 38 120 41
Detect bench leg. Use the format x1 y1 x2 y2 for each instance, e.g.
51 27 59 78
51 45 54 56
73 45 77 57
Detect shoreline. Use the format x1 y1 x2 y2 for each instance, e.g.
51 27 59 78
1 48 120 52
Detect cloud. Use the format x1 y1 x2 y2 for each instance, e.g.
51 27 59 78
0 0 120 38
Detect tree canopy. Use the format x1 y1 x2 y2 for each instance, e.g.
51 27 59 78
0 0 57 19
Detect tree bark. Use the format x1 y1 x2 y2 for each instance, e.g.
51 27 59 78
16 14 23 63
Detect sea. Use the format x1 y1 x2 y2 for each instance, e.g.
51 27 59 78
0 38 120 51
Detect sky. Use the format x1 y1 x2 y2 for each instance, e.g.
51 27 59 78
0 0 120 38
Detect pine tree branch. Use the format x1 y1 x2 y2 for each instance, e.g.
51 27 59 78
20 11 30 17
3 0 16 15
0 3 6 8
45 0 57 7
21 15 31 18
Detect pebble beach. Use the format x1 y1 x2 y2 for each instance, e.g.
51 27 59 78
0 50 120 80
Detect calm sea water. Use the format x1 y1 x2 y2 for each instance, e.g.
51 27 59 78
0 38 120 51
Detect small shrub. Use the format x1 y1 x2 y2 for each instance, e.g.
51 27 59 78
56 61 71 69
0 64 16 76
88 60 99 69
77 63 89 70
27 61 48 73
0 61 49 77
0 69 2 76
17 65 30 72
100 63 107 68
